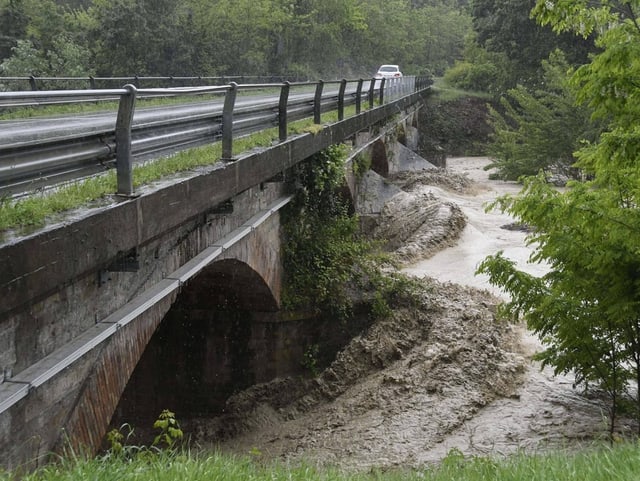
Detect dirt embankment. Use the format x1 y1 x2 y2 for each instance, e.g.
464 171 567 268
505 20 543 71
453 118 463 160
191 157 633 472
196 280 525 471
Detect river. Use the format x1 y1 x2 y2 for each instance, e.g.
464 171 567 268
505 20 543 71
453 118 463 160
205 157 631 470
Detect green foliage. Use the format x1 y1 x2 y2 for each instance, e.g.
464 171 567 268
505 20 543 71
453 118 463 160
443 60 499 94
0 37 94 85
282 145 379 319
282 143 425 322
0 0 28 61
370 291 393 319
469 0 595 90
7 440 640 480
152 409 184 450
352 152 372 179
101 413 181 463
105 428 125 456
477 171 640 434
443 35 507 94
87 0 202 76
0 39 47 76
0 0 475 80
477 1 640 436
302 344 320 377
485 50 597 181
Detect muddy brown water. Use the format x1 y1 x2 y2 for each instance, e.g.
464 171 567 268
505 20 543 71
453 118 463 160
195 157 633 471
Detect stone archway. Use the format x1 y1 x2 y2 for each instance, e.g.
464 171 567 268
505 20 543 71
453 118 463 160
110 260 278 436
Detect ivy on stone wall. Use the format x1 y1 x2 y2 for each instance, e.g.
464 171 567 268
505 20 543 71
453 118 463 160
282 145 375 320
282 144 427 324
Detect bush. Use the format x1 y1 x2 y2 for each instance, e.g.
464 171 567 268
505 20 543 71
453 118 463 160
443 60 499 94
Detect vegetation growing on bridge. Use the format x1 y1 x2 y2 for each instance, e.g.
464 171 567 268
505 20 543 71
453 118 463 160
281 144 422 322
282 144 374 320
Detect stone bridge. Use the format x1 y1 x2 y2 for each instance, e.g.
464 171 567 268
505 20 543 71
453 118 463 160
0 91 438 470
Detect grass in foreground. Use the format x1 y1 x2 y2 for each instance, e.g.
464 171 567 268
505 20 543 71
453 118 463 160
3 442 640 481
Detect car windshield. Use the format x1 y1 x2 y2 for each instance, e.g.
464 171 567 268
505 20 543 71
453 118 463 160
379 66 398 72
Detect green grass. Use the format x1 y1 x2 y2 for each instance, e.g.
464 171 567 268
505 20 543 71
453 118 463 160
0 109 347 235
430 77 493 102
3 442 640 481
0 89 285 120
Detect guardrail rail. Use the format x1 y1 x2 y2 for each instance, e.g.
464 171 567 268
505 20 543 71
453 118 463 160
0 76 430 198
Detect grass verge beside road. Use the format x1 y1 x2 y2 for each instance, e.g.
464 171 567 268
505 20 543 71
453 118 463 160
0 113 338 234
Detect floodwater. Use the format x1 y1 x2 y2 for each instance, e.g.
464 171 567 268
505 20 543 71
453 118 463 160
205 157 633 471
402 156 547 296
402 157 629 460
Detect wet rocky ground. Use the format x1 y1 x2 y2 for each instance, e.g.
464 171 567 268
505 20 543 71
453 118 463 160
191 157 636 471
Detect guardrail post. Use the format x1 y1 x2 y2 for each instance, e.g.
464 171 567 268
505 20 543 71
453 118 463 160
29 75 37 91
115 84 137 196
356 79 363 114
278 81 290 142
313 80 324 124
222 82 238 161
379 78 385 105
338 79 347 121
368 78 375 109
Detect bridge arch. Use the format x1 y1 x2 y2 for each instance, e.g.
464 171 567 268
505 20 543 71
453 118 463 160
58 210 285 455
370 138 389 177
110 259 278 434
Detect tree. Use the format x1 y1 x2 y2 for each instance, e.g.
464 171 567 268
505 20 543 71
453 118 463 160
87 0 204 76
470 0 594 89
0 0 29 61
477 0 640 436
0 0 475 80
485 50 598 181
0 37 93 89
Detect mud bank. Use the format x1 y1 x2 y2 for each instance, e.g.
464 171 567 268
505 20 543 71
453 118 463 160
194 157 634 471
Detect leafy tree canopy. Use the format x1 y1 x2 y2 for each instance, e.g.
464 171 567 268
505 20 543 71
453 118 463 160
485 50 598 181
453 0 596 92
477 0 640 435
0 0 475 79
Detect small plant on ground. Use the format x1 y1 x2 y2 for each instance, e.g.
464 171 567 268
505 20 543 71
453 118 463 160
152 409 183 450
302 344 320 377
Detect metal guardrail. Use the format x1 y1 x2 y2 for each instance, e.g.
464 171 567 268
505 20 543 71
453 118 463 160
0 76 429 198
0 74 309 91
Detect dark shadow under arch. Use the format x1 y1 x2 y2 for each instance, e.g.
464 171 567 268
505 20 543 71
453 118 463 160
109 259 279 438
370 139 389 177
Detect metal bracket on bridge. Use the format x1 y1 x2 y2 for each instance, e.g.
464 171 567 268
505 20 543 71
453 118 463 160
221 82 238 161
115 84 138 197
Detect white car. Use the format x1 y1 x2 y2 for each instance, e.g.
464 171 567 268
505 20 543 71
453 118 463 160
375 65 403 79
